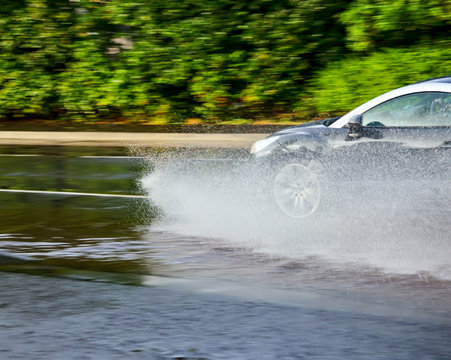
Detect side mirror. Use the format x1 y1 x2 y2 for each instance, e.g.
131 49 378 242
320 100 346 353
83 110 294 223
346 114 363 141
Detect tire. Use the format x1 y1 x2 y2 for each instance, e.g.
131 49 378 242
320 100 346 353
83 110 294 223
272 161 321 218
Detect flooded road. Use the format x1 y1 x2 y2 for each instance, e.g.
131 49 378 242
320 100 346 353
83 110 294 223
0 146 450 359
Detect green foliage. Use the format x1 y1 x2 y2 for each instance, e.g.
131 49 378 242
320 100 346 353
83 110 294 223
341 0 451 52
307 44 451 114
0 0 449 122
102 0 349 120
0 0 76 118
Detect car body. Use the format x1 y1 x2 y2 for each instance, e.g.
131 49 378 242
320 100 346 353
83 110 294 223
250 76 451 218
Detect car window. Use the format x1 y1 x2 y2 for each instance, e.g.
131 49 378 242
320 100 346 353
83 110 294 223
362 92 451 127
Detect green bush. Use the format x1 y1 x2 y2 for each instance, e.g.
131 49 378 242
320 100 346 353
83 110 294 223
306 44 451 115
341 0 451 52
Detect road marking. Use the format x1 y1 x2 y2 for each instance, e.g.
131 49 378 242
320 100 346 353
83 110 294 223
79 156 145 159
0 189 148 198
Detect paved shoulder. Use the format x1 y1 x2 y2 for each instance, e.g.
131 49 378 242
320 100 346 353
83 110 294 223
0 131 269 148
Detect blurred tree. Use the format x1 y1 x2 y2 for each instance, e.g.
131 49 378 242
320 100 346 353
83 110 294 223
301 0 451 116
0 0 77 118
56 0 122 120
306 44 451 114
341 0 451 52
0 0 448 122
103 0 350 121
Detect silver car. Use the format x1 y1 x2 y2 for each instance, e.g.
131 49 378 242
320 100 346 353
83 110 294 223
251 76 451 218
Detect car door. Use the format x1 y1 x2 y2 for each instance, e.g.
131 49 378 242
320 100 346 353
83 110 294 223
327 91 451 181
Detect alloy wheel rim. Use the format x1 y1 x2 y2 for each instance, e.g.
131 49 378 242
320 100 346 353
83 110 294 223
273 163 320 218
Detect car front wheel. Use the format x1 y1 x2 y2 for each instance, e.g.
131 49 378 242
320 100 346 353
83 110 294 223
273 162 320 218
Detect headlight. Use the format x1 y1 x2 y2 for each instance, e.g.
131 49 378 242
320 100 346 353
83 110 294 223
250 136 280 154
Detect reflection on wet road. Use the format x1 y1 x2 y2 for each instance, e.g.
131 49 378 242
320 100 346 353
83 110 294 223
0 146 450 359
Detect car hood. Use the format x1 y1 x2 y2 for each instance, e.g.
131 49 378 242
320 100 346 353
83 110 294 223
268 117 340 138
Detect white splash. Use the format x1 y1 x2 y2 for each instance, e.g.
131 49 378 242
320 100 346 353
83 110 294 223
140 152 451 280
